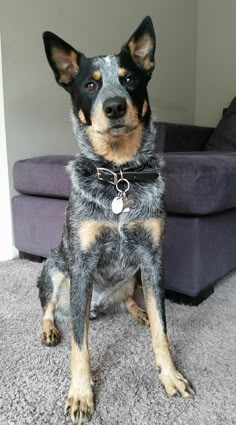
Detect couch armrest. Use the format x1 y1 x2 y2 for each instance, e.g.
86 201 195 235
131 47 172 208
162 152 236 215
157 122 214 152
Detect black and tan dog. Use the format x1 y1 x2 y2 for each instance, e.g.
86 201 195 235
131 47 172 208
38 16 194 424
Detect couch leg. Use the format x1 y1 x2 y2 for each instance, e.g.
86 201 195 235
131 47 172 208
19 251 45 263
165 285 215 306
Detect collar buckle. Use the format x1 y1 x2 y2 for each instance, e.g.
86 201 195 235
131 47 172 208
97 167 118 185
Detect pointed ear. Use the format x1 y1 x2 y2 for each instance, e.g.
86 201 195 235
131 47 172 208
43 32 82 87
121 16 156 74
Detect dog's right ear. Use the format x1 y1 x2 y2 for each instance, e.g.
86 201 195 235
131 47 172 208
43 32 82 89
121 16 156 77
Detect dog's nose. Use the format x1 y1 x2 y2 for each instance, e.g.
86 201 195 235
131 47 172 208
103 97 127 119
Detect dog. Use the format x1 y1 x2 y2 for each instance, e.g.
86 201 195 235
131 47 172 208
38 16 194 424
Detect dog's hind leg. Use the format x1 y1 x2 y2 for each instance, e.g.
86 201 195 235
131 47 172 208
38 265 66 346
123 277 149 326
41 301 61 346
125 295 150 326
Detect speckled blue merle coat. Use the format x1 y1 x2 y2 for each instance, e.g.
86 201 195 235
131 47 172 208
37 16 194 425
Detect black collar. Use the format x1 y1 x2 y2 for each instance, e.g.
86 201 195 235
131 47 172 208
83 159 159 185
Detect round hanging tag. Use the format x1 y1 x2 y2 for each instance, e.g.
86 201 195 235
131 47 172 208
112 196 124 214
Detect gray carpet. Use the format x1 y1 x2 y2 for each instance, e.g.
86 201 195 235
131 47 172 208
0 260 235 425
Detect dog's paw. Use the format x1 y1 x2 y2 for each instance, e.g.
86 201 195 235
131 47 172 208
40 323 61 346
135 308 150 326
159 369 195 399
65 388 94 424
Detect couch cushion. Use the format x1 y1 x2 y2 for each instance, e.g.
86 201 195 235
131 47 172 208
160 122 214 152
205 97 236 151
163 152 236 215
13 155 73 198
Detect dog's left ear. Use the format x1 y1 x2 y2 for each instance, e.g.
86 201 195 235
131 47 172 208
121 16 156 75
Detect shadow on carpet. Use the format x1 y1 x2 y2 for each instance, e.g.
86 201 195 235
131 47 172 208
0 260 235 425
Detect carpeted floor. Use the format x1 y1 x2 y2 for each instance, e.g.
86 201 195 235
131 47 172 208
0 260 235 425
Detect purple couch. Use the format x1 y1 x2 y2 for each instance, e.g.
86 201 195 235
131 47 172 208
12 120 236 304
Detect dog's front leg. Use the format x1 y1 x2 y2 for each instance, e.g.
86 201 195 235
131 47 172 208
65 261 94 424
141 251 195 399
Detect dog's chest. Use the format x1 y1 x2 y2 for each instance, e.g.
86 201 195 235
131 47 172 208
94 221 140 286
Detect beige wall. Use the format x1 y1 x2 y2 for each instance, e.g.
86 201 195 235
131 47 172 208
0 0 197 195
195 0 236 126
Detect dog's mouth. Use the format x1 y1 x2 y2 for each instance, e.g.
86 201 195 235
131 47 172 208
97 124 137 137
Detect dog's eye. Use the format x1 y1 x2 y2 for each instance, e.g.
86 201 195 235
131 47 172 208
86 82 97 92
125 76 136 87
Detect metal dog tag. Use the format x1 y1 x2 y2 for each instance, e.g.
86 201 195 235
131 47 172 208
112 195 123 214
123 194 135 209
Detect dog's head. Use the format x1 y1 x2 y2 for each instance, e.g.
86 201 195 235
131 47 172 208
43 16 156 164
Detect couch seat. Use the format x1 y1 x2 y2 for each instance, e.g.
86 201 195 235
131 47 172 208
13 153 236 215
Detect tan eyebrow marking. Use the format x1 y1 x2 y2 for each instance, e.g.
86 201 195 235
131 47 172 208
92 70 102 80
118 68 128 77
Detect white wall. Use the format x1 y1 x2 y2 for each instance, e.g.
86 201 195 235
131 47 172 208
0 0 197 197
0 34 16 260
195 0 236 126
